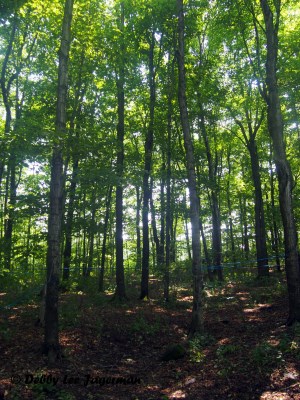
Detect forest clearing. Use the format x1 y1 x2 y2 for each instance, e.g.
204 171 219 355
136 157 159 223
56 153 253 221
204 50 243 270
1 270 300 399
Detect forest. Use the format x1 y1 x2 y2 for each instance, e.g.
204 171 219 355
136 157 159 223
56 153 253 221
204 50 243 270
0 0 300 399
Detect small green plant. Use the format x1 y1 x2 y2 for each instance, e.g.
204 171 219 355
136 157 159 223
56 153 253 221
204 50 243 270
215 343 241 378
131 315 161 336
278 332 300 359
189 344 205 363
188 333 214 363
216 343 240 358
251 341 284 372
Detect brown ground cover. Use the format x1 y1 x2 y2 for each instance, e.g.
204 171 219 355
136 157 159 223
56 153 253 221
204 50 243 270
0 273 300 399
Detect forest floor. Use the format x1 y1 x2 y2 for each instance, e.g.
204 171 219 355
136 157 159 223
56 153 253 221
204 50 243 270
0 270 300 400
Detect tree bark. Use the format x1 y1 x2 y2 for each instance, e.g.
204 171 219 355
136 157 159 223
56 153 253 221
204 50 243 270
4 153 16 269
199 111 223 281
114 1 126 300
135 186 142 272
99 185 112 292
239 193 250 260
269 151 281 271
44 0 73 365
177 0 204 336
62 51 85 280
0 15 17 269
140 33 156 300
87 191 97 277
164 59 174 301
260 0 300 324
248 138 269 276
63 157 78 280
226 151 236 267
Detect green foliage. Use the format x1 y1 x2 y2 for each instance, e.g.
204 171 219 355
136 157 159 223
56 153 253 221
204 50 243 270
189 347 205 363
188 333 214 363
130 314 162 336
251 341 284 372
215 343 242 377
216 343 240 358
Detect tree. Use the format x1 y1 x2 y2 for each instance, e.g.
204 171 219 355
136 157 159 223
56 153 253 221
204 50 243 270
229 100 269 277
177 0 204 336
114 1 127 300
44 0 73 365
140 31 156 300
259 0 300 324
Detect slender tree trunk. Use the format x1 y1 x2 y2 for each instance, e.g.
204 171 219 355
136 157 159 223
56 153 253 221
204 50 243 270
177 0 203 336
99 185 112 292
86 191 97 277
183 193 192 260
150 177 160 267
226 151 236 268
196 189 213 280
199 111 223 280
62 52 85 280
1 16 17 269
44 0 73 365
135 186 142 272
248 138 269 276
25 216 31 270
239 194 250 260
159 167 165 267
269 152 281 271
260 0 300 324
4 153 16 269
165 161 171 301
63 157 78 280
164 62 173 301
82 191 88 276
140 33 156 300
114 1 126 300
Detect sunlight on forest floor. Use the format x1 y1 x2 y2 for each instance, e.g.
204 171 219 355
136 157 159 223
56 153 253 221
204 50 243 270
1 274 300 399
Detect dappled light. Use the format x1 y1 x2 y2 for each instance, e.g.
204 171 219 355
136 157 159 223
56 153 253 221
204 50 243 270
1 276 300 398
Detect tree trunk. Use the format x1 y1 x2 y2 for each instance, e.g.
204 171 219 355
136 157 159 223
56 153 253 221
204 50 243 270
269 151 281 271
159 167 165 268
183 193 192 260
260 0 300 324
150 177 161 268
140 33 156 300
4 153 16 269
114 2 126 300
1 15 17 269
199 111 223 280
99 185 112 292
44 0 73 365
248 138 269 276
62 52 85 281
177 0 203 336
239 194 250 260
164 60 174 301
135 186 142 272
63 157 78 280
87 192 97 277
226 151 236 268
